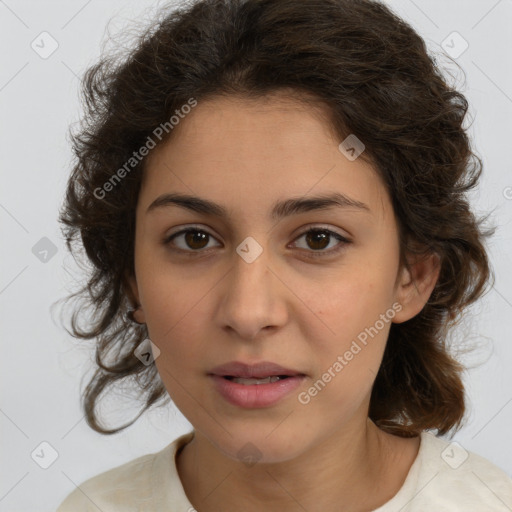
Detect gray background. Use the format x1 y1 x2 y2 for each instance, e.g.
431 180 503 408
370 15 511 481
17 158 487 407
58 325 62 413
1 0 511 510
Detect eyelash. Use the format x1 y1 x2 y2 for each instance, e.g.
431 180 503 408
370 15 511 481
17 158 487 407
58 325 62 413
162 225 351 259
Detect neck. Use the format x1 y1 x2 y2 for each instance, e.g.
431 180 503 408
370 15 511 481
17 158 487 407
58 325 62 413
176 417 415 512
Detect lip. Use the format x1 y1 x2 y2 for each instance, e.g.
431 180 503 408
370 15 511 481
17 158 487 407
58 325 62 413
210 374 305 408
208 361 306 409
209 361 305 379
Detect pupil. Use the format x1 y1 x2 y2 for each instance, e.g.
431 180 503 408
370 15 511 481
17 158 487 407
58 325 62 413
185 230 330 251
186 230 208 249
307 231 329 250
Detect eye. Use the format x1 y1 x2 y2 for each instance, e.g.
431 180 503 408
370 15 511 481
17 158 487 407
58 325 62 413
163 226 220 254
290 227 351 258
163 225 351 258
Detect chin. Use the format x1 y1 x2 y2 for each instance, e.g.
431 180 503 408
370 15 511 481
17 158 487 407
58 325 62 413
205 424 311 466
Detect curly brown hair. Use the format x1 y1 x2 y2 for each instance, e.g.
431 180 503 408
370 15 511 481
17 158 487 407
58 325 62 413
58 0 495 437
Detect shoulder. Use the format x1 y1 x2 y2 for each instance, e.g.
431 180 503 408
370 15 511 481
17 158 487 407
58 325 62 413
406 431 512 511
56 451 159 512
56 432 194 512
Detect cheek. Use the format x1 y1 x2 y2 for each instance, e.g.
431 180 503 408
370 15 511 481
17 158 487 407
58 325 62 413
303 303 390 421
137 274 208 391
303 266 395 398
310 265 395 349
138 257 210 333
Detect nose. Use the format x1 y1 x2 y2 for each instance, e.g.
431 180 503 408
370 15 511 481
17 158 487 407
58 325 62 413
215 245 288 342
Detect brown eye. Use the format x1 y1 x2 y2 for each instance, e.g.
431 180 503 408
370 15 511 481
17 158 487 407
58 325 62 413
164 228 220 253
183 230 209 250
291 228 351 258
163 225 351 258
305 230 330 250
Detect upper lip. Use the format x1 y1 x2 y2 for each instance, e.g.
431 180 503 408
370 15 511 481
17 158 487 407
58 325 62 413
209 361 305 378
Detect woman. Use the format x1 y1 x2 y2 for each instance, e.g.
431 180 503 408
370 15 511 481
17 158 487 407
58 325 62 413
56 0 512 510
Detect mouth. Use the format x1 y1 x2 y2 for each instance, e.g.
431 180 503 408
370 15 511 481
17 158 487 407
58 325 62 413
208 361 306 408
221 375 294 385
208 360 306 381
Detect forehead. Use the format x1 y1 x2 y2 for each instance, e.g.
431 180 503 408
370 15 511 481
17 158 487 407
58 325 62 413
139 93 391 222
156 92 340 154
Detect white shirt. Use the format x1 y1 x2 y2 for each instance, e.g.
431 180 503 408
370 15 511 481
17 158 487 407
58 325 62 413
56 430 512 511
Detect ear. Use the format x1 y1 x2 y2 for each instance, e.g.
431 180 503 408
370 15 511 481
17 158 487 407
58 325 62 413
392 249 441 324
124 272 147 324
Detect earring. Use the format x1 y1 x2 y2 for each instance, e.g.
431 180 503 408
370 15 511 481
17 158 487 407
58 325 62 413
126 308 144 324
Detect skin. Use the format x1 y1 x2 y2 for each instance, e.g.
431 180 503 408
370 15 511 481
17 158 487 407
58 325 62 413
127 91 440 512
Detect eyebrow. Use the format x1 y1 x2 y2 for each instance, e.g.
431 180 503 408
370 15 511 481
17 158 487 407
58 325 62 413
146 192 370 220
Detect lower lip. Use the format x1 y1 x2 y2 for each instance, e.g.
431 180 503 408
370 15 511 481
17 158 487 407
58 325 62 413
210 375 305 408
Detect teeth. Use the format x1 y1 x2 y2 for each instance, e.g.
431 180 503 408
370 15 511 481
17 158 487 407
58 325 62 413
231 376 282 385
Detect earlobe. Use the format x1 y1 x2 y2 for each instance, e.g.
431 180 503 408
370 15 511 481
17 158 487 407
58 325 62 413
392 251 441 324
126 274 140 307
131 307 147 325
124 273 147 324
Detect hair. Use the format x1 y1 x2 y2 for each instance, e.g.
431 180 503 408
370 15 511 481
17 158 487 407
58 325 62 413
58 0 495 437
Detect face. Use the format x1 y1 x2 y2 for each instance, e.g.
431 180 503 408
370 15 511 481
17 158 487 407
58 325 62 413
128 92 435 464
